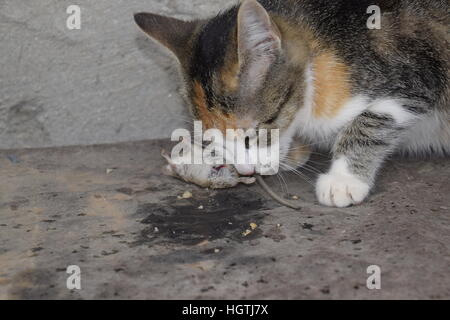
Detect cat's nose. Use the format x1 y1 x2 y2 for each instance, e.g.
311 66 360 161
235 164 255 176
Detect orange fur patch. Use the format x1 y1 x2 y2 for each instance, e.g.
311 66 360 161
193 81 237 132
219 62 240 93
312 51 351 118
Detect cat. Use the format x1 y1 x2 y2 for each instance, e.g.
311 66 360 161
134 0 449 207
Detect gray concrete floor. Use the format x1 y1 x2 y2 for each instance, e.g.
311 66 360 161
0 140 449 299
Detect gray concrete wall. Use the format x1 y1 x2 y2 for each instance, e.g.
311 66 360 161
0 0 235 149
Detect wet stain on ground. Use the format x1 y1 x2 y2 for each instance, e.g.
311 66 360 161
133 188 276 246
264 226 286 242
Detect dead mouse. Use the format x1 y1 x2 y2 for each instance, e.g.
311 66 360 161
161 148 255 189
161 145 301 209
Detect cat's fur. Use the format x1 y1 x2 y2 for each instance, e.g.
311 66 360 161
134 0 449 207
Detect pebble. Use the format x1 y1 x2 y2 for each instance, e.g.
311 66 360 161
182 191 193 199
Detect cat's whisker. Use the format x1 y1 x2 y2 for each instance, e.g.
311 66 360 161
284 160 323 176
303 158 332 164
284 148 329 157
168 115 196 126
300 164 324 175
283 156 329 168
280 162 315 186
284 156 323 173
275 174 284 195
282 169 314 187
277 170 289 195
294 140 333 149
280 163 310 186
282 156 325 174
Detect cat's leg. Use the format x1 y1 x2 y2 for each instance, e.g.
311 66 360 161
316 103 418 207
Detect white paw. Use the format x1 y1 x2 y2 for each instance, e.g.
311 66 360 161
316 172 370 208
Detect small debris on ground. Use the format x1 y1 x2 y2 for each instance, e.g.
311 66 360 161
292 195 299 200
196 240 209 247
242 229 252 237
214 248 220 253
198 205 204 210
181 191 192 199
243 223 258 237
106 168 114 174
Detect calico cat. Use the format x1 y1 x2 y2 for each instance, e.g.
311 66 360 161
134 0 449 207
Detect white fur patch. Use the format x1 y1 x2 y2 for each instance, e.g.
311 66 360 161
316 157 370 207
399 110 450 155
289 65 369 148
369 99 417 125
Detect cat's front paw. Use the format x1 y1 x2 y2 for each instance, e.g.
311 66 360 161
316 172 370 208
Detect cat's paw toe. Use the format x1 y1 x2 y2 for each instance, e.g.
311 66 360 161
316 172 370 208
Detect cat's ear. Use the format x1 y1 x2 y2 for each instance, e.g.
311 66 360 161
237 0 282 93
134 12 198 63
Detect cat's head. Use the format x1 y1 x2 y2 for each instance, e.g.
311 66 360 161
134 0 312 174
